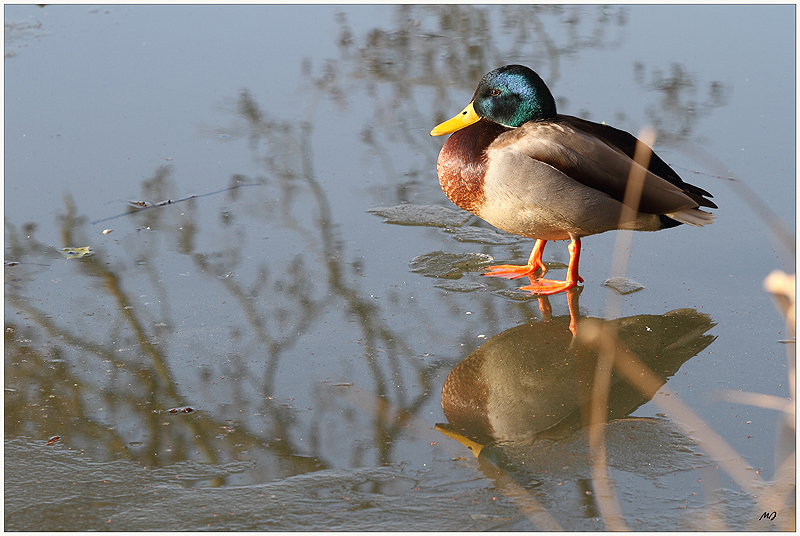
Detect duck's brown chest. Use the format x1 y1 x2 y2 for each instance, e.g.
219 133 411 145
436 120 508 215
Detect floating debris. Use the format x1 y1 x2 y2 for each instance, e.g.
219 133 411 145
129 197 198 209
60 246 93 260
603 276 644 295
155 196 196 207
102 229 113 235
4 260 50 267
367 204 471 228
45 436 61 446
166 406 195 414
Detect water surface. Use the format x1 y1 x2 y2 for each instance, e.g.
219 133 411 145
4 4 795 530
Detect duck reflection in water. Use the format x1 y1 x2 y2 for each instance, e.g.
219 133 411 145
437 289 716 453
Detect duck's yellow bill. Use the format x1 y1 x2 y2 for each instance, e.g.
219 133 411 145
430 101 481 136
434 422 484 457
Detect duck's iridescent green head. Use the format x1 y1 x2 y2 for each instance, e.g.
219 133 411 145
430 65 557 136
472 65 557 127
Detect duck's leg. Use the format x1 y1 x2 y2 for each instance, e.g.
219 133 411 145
519 237 584 296
483 239 548 279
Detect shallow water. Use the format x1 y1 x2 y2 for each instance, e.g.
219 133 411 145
4 4 795 531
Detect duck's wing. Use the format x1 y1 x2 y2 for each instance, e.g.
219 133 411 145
560 116 717 209
495 119 712 215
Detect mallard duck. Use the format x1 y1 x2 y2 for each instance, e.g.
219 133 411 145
431 65 717 295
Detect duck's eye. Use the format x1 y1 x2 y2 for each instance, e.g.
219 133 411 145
489 88 501 96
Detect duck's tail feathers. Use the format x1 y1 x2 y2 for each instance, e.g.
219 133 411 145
665 208 715 227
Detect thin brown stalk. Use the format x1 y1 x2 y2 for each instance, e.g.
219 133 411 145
588 127 658 530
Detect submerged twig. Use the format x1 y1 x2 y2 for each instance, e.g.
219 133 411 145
90 183 261 225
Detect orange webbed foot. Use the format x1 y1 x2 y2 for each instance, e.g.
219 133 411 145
519 277 582 296
483 262 545 280
518 237 583 296
482 239 548 280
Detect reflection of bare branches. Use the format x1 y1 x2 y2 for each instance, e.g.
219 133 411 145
5 189 336 478
500 5 628 83
192 251 324 396
232 90 447 466
303 5 633 193
5 63 456 476
634 61 729 140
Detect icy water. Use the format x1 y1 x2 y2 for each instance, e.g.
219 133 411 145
4 4 795 531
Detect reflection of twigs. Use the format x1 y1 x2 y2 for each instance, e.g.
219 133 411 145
4 328 132 452
193 251 328 397
296 118 416 434
329 367 450 467
529 10 560 82
6 295 120 364
61 193 219 464
237 90 439 467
